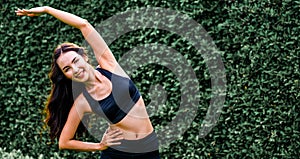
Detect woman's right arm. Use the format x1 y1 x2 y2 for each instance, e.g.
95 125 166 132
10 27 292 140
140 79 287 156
58 96 124 151
58 101 100 151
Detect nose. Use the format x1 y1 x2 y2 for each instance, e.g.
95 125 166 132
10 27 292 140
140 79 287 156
73 64 79 74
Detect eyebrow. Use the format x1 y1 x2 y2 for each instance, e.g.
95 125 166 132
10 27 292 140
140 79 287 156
62 56 77 71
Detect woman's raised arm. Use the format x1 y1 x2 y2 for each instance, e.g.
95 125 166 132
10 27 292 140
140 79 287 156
16 6 124 74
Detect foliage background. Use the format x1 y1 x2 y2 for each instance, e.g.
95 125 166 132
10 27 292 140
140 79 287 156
1 0 299 158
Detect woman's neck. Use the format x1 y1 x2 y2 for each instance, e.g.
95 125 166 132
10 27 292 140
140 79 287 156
84 66 101 91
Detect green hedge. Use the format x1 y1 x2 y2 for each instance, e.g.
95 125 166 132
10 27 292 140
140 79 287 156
1 0 299 158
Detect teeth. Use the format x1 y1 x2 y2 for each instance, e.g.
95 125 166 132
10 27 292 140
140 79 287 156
75 71 82 78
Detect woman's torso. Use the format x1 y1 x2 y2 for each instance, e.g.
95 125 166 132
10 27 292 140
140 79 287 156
82 68 153 140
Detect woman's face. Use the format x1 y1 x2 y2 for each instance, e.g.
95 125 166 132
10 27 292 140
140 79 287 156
56 51 90 83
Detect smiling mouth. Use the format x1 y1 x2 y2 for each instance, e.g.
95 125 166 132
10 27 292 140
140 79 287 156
75 71 84 78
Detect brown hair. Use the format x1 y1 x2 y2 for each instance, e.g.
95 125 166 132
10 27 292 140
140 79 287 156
44 42 88 141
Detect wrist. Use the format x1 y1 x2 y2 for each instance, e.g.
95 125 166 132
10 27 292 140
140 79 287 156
98 142 107 151
44 6 51 14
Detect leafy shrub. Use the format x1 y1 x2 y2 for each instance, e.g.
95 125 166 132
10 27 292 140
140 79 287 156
1 0 299 158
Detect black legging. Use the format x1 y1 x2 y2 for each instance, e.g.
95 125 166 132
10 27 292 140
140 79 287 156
100 131 160 159
100 148 160 159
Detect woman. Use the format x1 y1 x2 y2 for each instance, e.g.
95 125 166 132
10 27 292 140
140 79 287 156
16 6 160 159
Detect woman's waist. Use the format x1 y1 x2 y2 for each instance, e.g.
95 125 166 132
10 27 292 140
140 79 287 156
108 130 159 153
110 116 153 140
120 129 154 140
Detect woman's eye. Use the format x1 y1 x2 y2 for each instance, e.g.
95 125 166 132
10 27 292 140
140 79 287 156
74 59 79 63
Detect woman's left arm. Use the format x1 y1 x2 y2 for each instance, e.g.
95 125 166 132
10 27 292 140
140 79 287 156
16 6 123 74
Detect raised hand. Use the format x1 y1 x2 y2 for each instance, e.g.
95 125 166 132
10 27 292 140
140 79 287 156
15 7 48 17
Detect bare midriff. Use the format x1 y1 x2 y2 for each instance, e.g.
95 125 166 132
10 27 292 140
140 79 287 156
110 97 154 140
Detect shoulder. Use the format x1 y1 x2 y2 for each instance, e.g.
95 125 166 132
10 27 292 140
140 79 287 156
96 65 130 79
73 93 92 114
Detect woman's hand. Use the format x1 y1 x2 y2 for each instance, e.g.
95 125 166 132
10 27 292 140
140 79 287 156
15 7 49 17
99 128 124 150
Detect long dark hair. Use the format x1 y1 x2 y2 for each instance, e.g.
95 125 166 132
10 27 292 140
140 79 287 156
44 42 88 141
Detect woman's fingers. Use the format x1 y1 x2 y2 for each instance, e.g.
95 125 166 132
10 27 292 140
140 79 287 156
107 128 122 135
15 9 25 16
105 138 123 146
15 7 45 16
101 128 124 147
107 129 124 140
106 137 123 144
106 141 122 146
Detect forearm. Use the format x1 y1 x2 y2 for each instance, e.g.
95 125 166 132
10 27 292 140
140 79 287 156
45 6 100 48
59 139 105 152
45 6 88 29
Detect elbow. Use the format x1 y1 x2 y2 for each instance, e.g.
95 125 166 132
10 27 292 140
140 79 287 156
58 138 68 150
78 19 93 35
79 19 90 30
58 141 66 150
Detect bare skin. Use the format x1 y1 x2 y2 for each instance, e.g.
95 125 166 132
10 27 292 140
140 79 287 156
16 6 154 151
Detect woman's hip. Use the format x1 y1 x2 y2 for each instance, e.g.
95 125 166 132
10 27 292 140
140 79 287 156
100 131 160 158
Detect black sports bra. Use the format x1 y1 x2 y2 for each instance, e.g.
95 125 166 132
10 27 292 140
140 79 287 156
83 67 141 124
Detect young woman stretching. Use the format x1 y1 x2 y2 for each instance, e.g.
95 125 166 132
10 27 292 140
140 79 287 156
16 6 160 159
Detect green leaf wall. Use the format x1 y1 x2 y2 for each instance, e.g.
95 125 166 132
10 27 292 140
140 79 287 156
1 0 299 158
